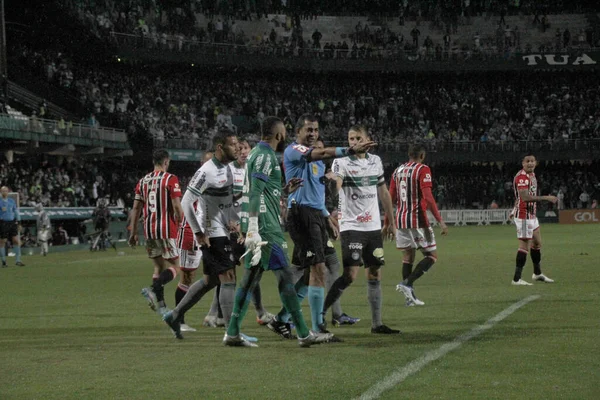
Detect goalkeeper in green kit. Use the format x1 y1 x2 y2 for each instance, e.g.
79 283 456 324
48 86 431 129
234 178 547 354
223 117 335 347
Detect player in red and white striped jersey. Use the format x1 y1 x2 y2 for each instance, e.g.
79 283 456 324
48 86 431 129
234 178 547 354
172 151 212 332
388 144 448 306
510 153 557 285
129 149 184 315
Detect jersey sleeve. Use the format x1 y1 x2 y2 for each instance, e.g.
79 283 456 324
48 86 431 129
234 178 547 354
419 166 433 190
134 180 144 202
187 167 208 198
168 175 182 199
515 174 530 191
375 157 385 187
284 143 311 166
332 158 345 180
251 152 274 182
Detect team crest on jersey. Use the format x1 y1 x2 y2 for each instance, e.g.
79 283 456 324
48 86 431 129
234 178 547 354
373 248 384 260
357 212 373 223
361 176 370 186
312 163 318 175
352 251 360 261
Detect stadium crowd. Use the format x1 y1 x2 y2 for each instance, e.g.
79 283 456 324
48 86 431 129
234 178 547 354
0 157 136 208
14 50 600 151
61 0 600 60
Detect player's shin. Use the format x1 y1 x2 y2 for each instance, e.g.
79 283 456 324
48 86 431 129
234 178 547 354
0 246 6 262
530 247 542 275
175 283 188 323
152 266 178 304
406 256 436 286
274 269 310 338
307 286 325 331
219 282 237 326
402 263 413 280
14 244 21 263
367 280 383 328
227 268 261 336
323 274 352 315
514 249 528 282
277 276 307 323
172 278 217 320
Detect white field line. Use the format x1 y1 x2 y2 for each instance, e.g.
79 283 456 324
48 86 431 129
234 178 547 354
356 295 541 400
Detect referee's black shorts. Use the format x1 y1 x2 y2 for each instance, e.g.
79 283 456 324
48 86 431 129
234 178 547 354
286 203 328 269
0 220 18 240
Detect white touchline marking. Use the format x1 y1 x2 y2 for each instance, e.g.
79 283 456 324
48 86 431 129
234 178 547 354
356 295 541 400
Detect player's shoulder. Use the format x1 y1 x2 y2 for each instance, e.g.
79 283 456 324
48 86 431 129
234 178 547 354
285 142 311 156
367 153 383 165
515 169 527 178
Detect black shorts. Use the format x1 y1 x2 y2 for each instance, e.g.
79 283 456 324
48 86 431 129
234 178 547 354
230 232 245 266
202 236 235 276
340 230 385 268
0 220 18 240
286 204 328 269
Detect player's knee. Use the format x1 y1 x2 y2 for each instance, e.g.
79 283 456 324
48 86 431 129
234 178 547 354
219 269 236 283
180 270 195 286
366 266 381 279
423 252 438 263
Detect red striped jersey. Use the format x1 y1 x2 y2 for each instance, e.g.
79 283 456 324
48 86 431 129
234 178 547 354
176 201 202 251
513 169 537 219
390 162 433 229
135 171 182 239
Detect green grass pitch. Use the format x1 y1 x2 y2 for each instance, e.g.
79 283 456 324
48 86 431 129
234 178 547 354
1 224 599 400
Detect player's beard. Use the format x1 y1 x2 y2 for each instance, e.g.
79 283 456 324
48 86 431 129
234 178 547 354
276 140 286 153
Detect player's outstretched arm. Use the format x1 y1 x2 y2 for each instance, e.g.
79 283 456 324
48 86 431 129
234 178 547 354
307 140 377 162
518 189 558 204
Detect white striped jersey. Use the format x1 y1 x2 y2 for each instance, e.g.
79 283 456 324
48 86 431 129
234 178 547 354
332 153 385 232
185 157 233 238
229 160 246 223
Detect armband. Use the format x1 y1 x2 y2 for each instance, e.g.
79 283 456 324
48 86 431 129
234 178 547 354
335 147 350 157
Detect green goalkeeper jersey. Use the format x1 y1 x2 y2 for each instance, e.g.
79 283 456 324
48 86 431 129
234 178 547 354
240 142 284 238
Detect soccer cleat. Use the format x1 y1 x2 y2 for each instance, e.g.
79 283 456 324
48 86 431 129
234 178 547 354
240 333 258 343
216 317 226 327
332 313 360 327
162 311 183 339
203 315 218 327
396 283 418 303
532 274 554 283
180 323 197 332
318 323 343 342
141 287 159 311
267 319 295 339
371 325 401 334
256 311 275 325
512 279 533 286
15 261 25 266
223 333 258 347
157 306 169 317
298 331 335 348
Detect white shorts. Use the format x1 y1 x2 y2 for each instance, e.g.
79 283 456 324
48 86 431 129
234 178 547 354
37 229 51 242
514 218 539 240
396 227 437 252
146 238 179 260
179 248 202 271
